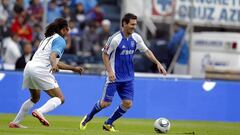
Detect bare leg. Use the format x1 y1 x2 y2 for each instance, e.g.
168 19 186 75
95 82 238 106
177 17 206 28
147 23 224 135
32 87 64 126
38 87 64 114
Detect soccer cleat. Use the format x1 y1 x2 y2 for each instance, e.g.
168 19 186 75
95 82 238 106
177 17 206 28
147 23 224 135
8 122 28 128
79 115 88 130
32 109 50 126
103 123 119 132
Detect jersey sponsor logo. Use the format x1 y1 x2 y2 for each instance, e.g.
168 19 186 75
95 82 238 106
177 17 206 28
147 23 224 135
120 50 134 55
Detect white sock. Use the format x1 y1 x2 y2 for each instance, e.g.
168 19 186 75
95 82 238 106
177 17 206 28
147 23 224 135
13 99 35 124
37 97 61 114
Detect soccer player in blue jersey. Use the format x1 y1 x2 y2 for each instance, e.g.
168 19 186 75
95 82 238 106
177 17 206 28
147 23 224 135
79 13 167 132
9 18 84 128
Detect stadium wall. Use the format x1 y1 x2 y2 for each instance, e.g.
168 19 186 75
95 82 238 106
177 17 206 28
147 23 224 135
0 71 240 122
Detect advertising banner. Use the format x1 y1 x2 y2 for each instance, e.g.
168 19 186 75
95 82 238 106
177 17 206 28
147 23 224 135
174 0 240 26
124 0 240 27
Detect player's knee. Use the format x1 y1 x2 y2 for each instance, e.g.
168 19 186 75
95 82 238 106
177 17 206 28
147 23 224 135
122 101 132 109
59 96 65 104
100 101 111 108
31 97 40 103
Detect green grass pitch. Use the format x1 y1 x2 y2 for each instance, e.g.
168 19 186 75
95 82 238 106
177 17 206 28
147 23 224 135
1 114 240 135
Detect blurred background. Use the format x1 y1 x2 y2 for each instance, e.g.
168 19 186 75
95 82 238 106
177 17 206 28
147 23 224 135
1 0 240 122
1 0 240 80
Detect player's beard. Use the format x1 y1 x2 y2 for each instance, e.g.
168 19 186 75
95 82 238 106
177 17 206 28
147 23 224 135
128 29 134 35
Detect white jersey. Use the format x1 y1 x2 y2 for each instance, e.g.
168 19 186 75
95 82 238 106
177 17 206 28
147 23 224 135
31 33 66 69
23 33 66 90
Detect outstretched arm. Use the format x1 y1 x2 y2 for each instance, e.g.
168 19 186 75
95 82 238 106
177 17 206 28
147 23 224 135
144 50 167 75
57 61 84 74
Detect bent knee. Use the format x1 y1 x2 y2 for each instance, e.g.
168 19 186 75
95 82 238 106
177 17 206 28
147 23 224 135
100 101 111 108
31 97 40 103
59 96 65 104
122 101 132 109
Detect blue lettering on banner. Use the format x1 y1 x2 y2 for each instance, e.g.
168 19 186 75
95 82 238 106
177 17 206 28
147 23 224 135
230 9 237 22
208 8 214 20
195 40 223 47
219 8 240 22
178 5 214 21
195 0 229 5
177 5 240 24
175 0 240 26
219 8 227 21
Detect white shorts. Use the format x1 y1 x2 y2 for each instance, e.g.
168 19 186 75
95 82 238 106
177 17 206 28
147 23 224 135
22 61 59 90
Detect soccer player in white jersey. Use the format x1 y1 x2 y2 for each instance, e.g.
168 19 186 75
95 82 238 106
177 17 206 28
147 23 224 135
80 13 167 132
9 18 84 128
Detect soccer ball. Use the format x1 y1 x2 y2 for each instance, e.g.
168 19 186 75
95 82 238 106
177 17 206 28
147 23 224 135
154 117 171 134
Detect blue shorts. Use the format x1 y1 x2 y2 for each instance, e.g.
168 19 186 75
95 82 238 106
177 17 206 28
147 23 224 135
102 81 134 102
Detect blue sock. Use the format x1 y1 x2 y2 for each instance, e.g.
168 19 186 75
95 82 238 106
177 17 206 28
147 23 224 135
105 105 127 125
85 101 102 123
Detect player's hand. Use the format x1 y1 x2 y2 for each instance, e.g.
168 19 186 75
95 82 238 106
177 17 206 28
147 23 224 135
108 71 116 82
50 65 59 73
73 66 84 75
157 63 167 75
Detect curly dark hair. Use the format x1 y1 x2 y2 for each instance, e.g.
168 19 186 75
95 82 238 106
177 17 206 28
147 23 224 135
44 18 68 37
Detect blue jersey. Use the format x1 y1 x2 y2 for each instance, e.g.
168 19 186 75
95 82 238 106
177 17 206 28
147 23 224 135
103 31 148 82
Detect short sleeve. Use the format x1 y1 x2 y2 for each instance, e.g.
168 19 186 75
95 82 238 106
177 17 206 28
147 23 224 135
102 36 118 55
134 33 148 53
51 37 66 57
